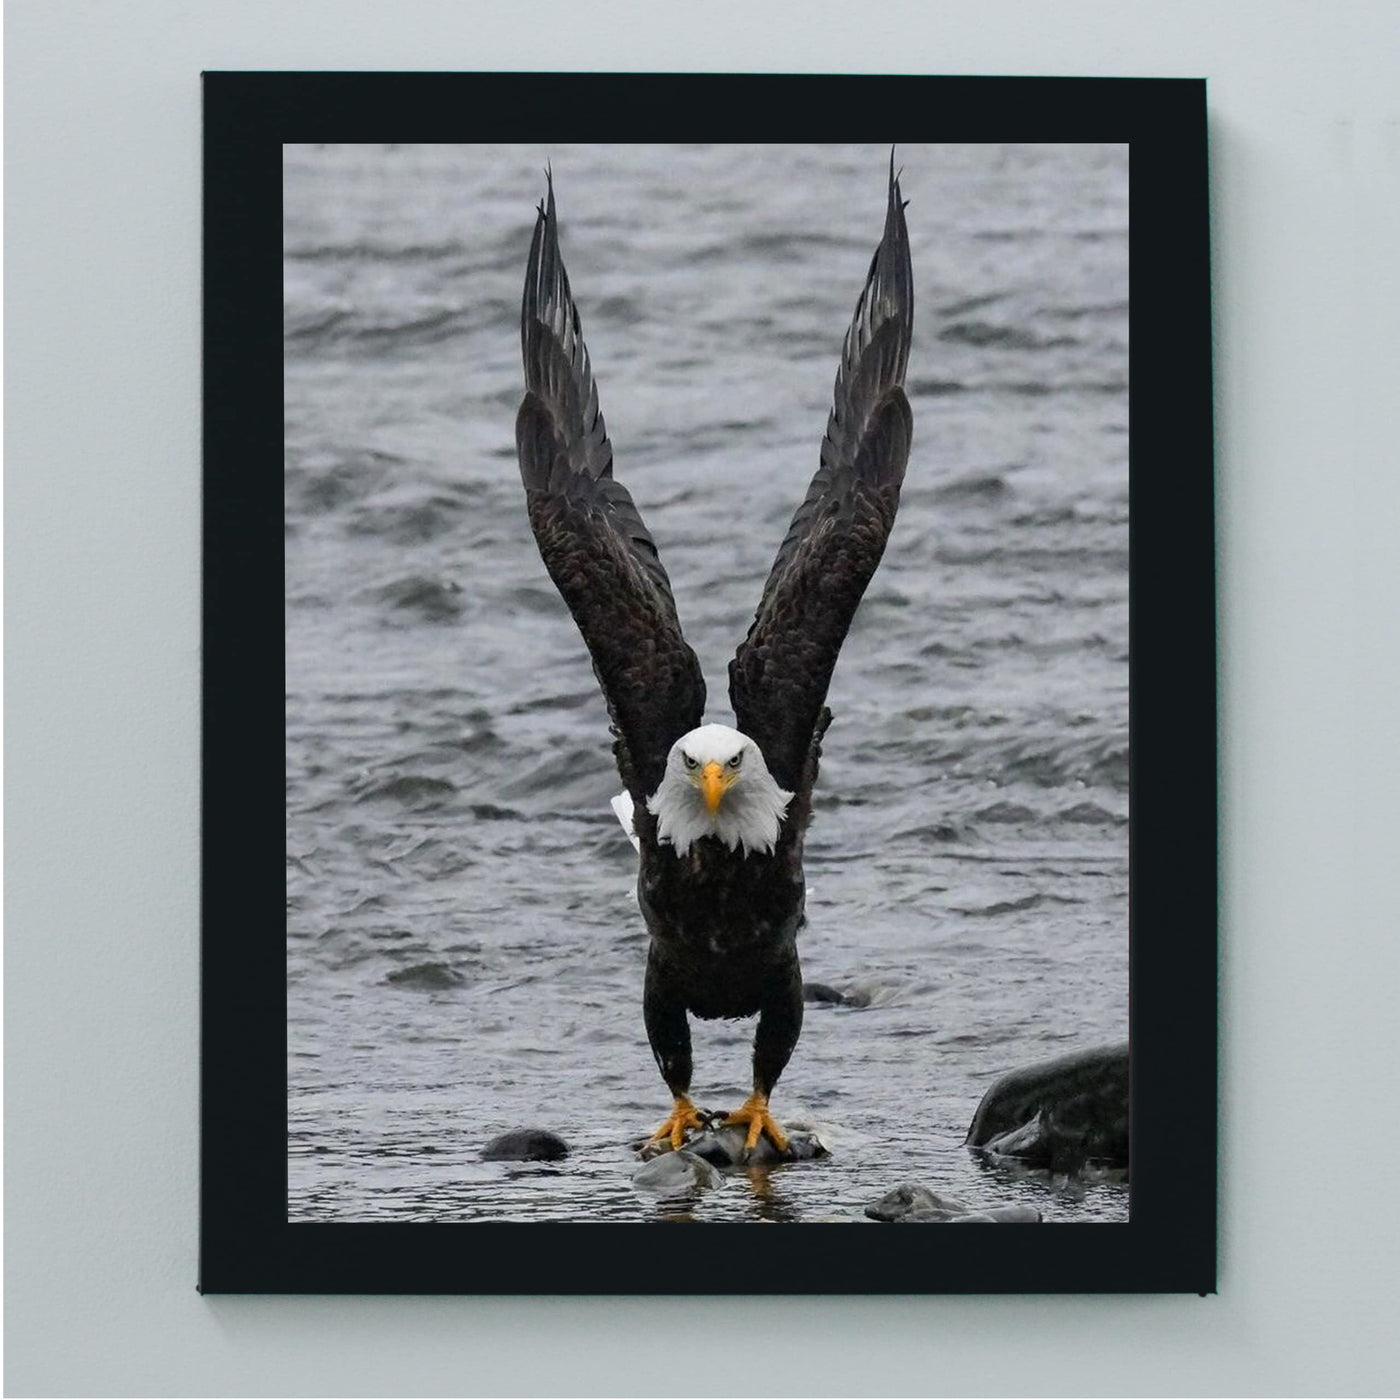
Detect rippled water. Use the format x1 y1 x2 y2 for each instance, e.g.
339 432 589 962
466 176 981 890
285 143 1130 1223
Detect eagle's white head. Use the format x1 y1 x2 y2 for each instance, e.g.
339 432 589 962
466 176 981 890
645 723 794 858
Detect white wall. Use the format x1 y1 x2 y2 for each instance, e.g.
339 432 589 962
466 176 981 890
7 1 1399 1394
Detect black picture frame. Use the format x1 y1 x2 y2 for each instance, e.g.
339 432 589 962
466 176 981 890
203 72 1216 1294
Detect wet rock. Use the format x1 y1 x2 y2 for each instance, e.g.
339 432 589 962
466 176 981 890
385 961 465 991
865 1184 970 1222
978 1106 1128 1176
687 1122 829 1167
481 1128 570 1162
965 1042 1129 1172
632 1149 724 1194
866 1183 1043 1223
947 1205 1042 1223
636 1120 830 1167
801 980 875 1009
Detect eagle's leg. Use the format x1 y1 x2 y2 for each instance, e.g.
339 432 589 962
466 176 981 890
643 950 703 1151
725 958 804 1158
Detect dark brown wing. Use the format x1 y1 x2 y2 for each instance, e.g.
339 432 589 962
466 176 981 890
516 171 705 803
728 155 914 793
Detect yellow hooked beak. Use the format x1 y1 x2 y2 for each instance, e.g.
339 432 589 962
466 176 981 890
699 760 735 815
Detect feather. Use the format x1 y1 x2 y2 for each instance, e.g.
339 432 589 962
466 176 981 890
516 172 706 803
728 155 914 793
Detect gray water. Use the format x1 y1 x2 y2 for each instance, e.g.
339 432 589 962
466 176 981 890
285 143 1130 1223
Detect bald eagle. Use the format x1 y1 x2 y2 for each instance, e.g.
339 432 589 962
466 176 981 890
515 157 913 1157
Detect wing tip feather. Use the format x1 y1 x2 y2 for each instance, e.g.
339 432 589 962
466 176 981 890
730 152 916 770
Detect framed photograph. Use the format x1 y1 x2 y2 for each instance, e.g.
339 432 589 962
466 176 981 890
203 73 1215 1292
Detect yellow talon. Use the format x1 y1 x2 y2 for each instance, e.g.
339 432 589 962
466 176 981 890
722 1092 790 1156
648 1095 706 1151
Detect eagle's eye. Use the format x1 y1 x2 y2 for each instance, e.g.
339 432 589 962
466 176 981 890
682 753 698 770
727 753 743 770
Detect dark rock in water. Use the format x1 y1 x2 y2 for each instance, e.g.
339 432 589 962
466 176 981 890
481 1128 570 1162
866 1183 1043 1223
866 1184 970 1222
385 961 464 991
979 1106 1127 1176
801 980 875 1009
632 1149 724 1194
636 1120 830 1167
966 1042 1129 1172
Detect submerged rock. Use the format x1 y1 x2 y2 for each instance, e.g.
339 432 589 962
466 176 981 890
385 961 465 991
865 1184 970 1221
865 1182 1042 1223
632 1149 724 1194
946 1205 1042 1223
802 980 877 1009
965 1042 1129 1173
481 1128 570 1162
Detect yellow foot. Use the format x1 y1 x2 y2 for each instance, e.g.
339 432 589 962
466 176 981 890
723 1093 790 1156
648 1095 706 1152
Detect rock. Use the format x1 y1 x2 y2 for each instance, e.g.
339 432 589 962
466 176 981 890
385 961 465 991
636 1120 830 1167
975 1114 1046 1160
481 1128 570 1162
865 1184 970 1222
632 1149 724 1194
946 1205 1042 1224
866 1183 1044 1223
686 1122 829 1167
801 981 875 1009
965 1042 1129 1172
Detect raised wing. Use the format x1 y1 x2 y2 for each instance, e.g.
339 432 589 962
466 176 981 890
516 172 705 802
729 156 914 793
